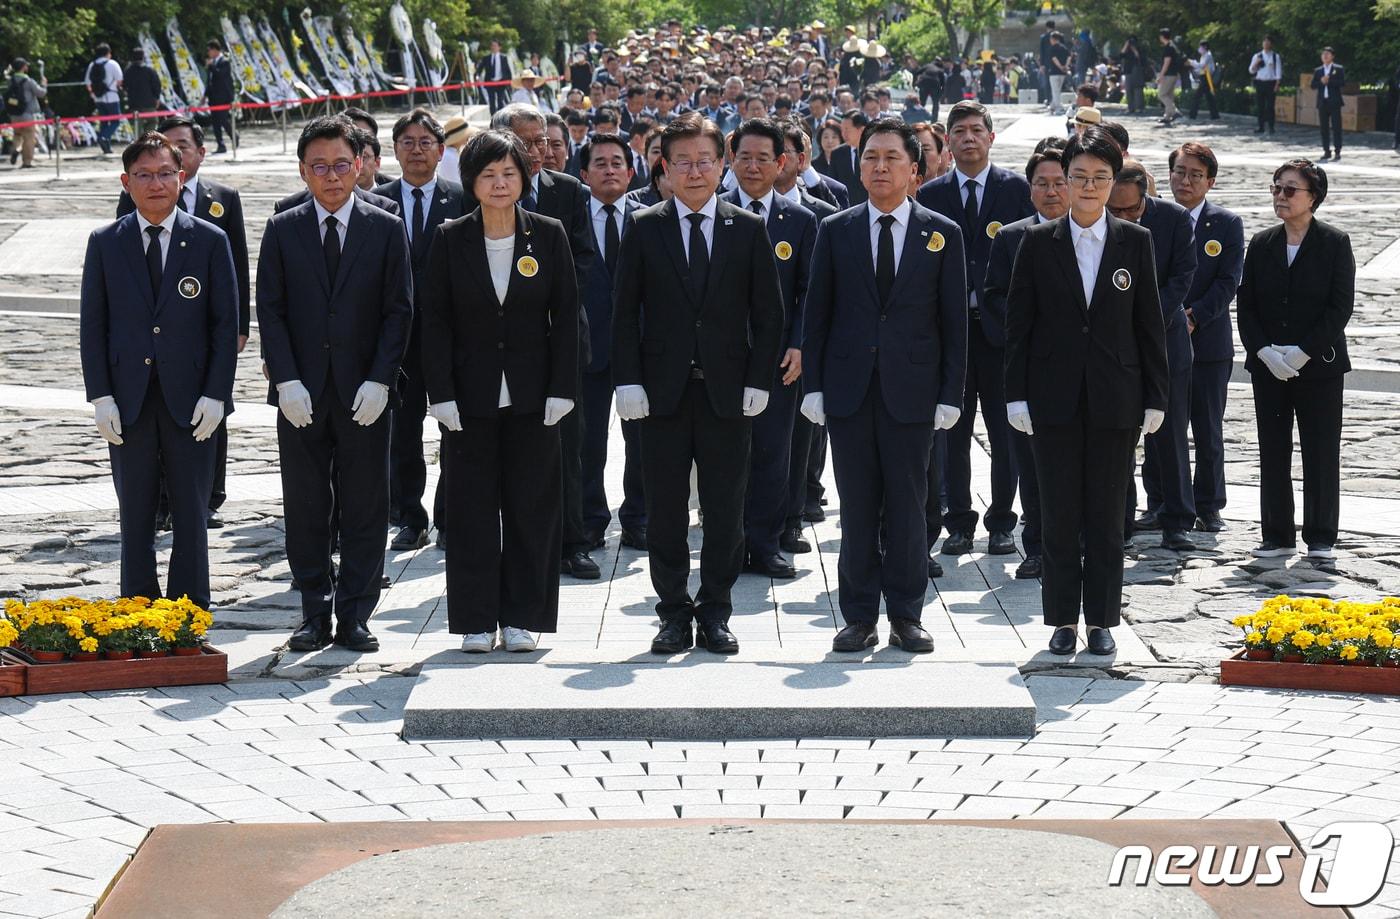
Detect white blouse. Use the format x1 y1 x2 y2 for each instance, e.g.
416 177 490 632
485 234 515 408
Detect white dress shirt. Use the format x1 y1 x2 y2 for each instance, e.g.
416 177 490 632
800 164 825 190
438 147 460 183
1187 200 1205 230
399 176 437 241
1319 63 1335 99
484 234 516 408
179 177 198 216
737 186 775 218
135 208 177 267
868 197 911 273
313 196 356 249
1251 50 1282 82
674 194 717 260
1068 210 1108 307
589 194 624 253
777 184 803 205
952 162 992 215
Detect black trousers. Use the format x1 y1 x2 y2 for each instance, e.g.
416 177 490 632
442 410 561 634
389 369 431 531
1190 359 1233 513
111 378 215 611
1033 398 1136 628
641 380 751 624
1254 80 1277 130
1012 429 1041 557
559 374 588 555
1320 101 1344 153
1252 372 1342 548
944 319 1017 536
278 383 389 626
785 407 817 531
580 369 645 535
744 374 800 557
1190 81 1219 118
924 430 947 551
1133 321 1196 532
158 417 227 518
828 377 935 624
486 85 510 113
210 108 232 148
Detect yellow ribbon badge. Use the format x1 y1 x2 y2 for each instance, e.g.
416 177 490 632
927 232 945 253
517 256 539 278
986 221 1002 239
1203 239 1222 258
208 201 224 218
774 241 793 261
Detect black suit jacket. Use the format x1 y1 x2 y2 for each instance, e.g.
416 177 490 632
612 197 785 419
982 213 1041 349
274 184 401 217
1311 64 1346 109
582 197 643 373
1237 219 1353 380
118 177 251 335
721 190 817 352
1138 196 1198 333
827 145 866 205
798 190 837 221
1184 199 1245 363
478 53 512 83
421 207 578 417
1005 214 1169 429
803 202 968 424
206 55 235 105
256 197 413 409
125 62 162 111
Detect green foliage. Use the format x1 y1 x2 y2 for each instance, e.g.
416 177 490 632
1 0 99 78
880 12 950 62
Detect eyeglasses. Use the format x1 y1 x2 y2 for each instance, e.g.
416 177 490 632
522 136 550 150
1067 174 1113 189
668 158 717 173
309 162 353 177
1170 167 1209 183
734 154 777 167
129 170 179 184
396 138 441 151
1031 179 1069 191
1270 183 1307 199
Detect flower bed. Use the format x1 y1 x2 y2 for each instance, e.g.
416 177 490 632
1222 596 1400 695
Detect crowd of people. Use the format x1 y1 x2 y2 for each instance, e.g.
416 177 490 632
78 20 1356 660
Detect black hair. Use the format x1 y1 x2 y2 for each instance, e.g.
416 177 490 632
1114 163 1150 197
858 116 920 162
207 39 223 52
945 99 992 132
844 110 870 127
626 85 648 98
1273 158 1328 211
122 131 182 172
459 129 531 193
297 116 360 160
341 106 377 135
95 43 111 57
391 108 445 143
1159 27 1173 39
565 111 590 126
1061 126 1123 175
775 118 808 155
579 134 634 171
1099 119 1130 152
156 115 204 146
355 128 381 159
1033 135 1067 155
593 106 620 125
729 117 785 159
1168 141 1218 179
1024 148 1063 182
1076 82 1099 103
660 110 725 161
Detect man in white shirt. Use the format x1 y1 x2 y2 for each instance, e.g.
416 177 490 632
1248 35 1283 134
1188 41 1219 120
86 42 124 155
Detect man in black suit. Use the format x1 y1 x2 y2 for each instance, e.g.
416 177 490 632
802 117 967 654
722 118 819 580
827 110 869 205
478 40 512 113
203 40 234 154
273 119 401 216
80 133 238 612
577 135 647 551
1108 162 1198 552
117 116 250 530
485 103 598 578
124 48 162 135
612 112 785 655
1005 128 1169 656
916 101 1034 563
379 109 466 552
256 116 413 654
982 144 1071 580
1312 47 1346 161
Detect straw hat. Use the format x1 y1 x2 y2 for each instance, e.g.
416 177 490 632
1073 106 1102 126
865 41 888 58
810 20 827 31
843 24 858 34
512 69 542 89
441 115 471 151
841 37 866 54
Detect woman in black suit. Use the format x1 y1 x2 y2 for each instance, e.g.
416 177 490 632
1004 127 1169 657
1237 159 1353 561
421 130 579 653
812 122 844 178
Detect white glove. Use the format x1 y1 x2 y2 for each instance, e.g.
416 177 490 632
1278 344 1311 371
1257 346 1299 382
800 391 825 425
934 404 961 431
92 396 123 445
543 397 574 426
742 387 769 417
190 396 224 442
276 379 314 428
1142 408 1165 435
429 400 462 432
1007 400 1033 436
351 381 390 426
615 385 650 421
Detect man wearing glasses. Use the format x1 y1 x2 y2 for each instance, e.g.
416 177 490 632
256 116 413 655
80 132 239 616
377 109 466 554
612 111 784 655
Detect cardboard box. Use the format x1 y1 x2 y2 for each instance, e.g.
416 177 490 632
1341 112 1376 132
1274 95 1296 123
1298 106 1319 126
1342 94 1377 116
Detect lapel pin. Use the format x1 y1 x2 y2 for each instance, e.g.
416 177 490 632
179 240 187 248
724 218 734 226
921 230 930 237
1112 268 1132 290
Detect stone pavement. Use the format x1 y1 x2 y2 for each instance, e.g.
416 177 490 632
0 106 1399 917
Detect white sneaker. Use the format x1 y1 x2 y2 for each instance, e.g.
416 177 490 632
501 627 537 652
1306 545 1336 560
460 632 495 653
1252 543 1296 558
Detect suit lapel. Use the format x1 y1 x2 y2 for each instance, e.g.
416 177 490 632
1051 217 1090 318
295 203 332 298
1088 216 1125 312
848 205 880 307
332 199 371 297
117 215 157 311
1267 224 1290 272
658 200 695 306
153 212 193 315
888 206 932 302
461 212 502 310
702 200 735 306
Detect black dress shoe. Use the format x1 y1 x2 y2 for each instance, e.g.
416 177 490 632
802 506 826 522
927 556 944 579
987 531 1016 555
619 526 648 550
390 526 429 551
1133 511 1161 531
1047 626 1077 655
650 620 694 654
288 617 333 652
780 527 811 554
1160 529 1194 551
1087 627 1116 655
888 618 933 653
560 551 601 579
696 620 739 654
155 511 173 533
206 510 225 529
746 553 797 579
1015 556 1042 579
334 621 379 653
941 532 973 556
832 621 878 652
582 529 606 550
435 529 447 551
1194 511 1225 533
380 575 391 589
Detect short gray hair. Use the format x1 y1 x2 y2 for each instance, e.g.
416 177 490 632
490 103 546 133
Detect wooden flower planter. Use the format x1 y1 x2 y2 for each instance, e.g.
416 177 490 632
0 646 227 697
1220 650 1400 695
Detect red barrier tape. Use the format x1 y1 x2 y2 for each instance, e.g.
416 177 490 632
2 76 563 131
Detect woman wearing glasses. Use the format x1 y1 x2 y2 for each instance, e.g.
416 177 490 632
1237 159 1353 562
420 130 579 653
1004 126 1169 657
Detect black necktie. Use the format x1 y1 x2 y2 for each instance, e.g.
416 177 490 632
686 212 709 296
176 187 189 212
323 216 340 285
876 214 895 303
410 187 425 244
603 203 619 275
145 225 163 299
748 200 763 218
962 178 979 234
